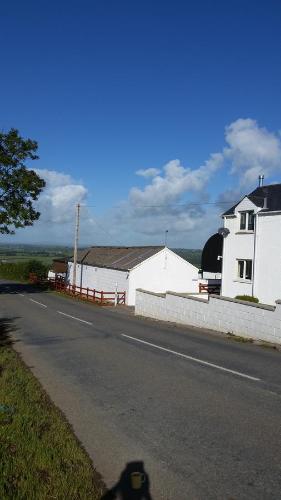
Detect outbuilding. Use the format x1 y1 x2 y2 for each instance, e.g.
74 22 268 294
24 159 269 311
67 246 199 305
48 258 68 280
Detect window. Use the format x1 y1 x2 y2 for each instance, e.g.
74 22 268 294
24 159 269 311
237 259 252 280
239 211 255 231
248 212 255 231
240 212 246 230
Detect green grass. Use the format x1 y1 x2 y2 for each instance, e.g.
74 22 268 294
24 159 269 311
0 255 54 266
235 295 259 303
0 332 105 499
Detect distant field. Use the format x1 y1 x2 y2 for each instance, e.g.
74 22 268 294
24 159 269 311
0 244 73 267
0 255 55 266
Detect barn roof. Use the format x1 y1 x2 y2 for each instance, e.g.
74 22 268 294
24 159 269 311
72 246 165 271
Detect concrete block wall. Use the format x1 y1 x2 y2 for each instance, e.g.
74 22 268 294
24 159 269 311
135 289 281 345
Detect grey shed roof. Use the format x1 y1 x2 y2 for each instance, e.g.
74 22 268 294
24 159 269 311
222 183 281 216
72 246 165 271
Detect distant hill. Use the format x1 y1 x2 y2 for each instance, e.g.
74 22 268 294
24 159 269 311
172 248 202 268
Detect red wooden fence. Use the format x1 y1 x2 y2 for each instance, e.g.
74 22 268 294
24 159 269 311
29 275 126 305
49 279 126 305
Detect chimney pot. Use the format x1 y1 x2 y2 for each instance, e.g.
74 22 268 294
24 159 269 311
259 174 264 187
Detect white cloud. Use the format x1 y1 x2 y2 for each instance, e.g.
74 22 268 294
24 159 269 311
136 167 161 177
104 153 224 247
107 118 281 247
130 155 223 211
224 118 281 186
34 169 88 224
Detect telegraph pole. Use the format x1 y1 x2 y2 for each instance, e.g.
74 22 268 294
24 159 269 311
72 203 80 288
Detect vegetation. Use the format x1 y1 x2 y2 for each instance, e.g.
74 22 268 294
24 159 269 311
0 128 45 234
235 295 259 303
0 260 48 281
173 248 202 268
0 244 73 266
0 330 104 499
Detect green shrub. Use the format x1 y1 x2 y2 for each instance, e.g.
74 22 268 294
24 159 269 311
0 260 48 281
23 259 48 279
235 295 259 303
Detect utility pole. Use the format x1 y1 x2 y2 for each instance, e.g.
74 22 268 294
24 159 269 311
72 203 80 288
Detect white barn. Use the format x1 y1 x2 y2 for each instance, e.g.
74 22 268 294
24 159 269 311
67 246 200 305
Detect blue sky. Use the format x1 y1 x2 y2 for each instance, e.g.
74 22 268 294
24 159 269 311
2 0 281 247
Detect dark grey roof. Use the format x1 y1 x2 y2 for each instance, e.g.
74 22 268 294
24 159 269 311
222 184 281 216
71 246 165 271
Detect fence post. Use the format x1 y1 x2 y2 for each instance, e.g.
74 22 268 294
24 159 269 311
87 287 89 300
114 282 118 307
101 291 103 305
93 289 96 302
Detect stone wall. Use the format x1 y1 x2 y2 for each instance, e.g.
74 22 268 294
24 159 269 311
135 289 281 345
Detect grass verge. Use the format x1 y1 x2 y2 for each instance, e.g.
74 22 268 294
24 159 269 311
0 334 105 499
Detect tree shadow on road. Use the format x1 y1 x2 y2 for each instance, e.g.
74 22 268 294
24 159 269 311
0 282 46 295
101 461 153 500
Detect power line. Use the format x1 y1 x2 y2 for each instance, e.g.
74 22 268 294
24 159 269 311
80 200 238 209
90 216 124 246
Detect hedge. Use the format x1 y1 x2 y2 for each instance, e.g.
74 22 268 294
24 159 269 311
235 295 259 303
0 260 48 281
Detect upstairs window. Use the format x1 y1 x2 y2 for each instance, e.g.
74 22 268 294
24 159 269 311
240 212 246 230
239 211 255 231
237 259 252 280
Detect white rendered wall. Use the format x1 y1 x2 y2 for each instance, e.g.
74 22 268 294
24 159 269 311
254 213 281 305
128 248 199 305
221 198 257 298
67 262 129 299
136 289 281 345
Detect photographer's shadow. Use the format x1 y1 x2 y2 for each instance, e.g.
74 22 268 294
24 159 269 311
101 461 153 500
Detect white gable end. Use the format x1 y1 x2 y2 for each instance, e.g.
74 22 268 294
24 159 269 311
234 197 259 214
128 247 199 305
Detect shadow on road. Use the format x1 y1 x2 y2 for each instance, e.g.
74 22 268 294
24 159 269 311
0 316 18 347
0 282 46 295
101 461 153 500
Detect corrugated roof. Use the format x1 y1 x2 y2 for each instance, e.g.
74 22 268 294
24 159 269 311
71 246 165 271
222 183 281 216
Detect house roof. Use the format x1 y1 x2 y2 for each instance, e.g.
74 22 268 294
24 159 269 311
222 183 281 216
72 246 165 271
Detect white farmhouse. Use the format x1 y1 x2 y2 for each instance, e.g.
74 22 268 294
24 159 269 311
220 181 281 305
67 246 199 305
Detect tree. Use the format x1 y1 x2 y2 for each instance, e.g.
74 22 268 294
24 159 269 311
0 128 45 234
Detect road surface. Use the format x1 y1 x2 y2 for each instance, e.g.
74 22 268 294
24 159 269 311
1 280 281 499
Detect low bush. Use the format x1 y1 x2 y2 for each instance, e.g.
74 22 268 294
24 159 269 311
235 295 259 303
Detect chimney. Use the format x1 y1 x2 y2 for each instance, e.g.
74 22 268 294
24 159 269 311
258 174 264 187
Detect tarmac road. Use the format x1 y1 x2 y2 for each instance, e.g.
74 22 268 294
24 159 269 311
1 280 281 499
